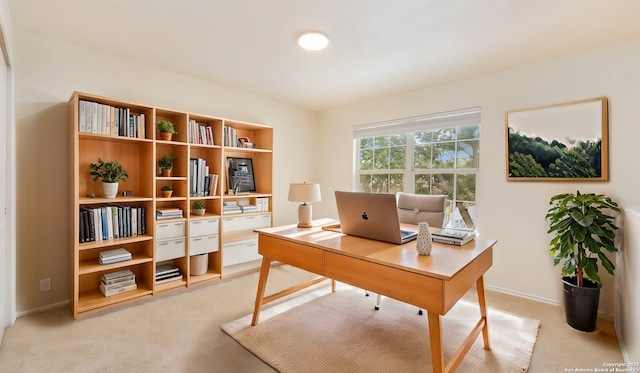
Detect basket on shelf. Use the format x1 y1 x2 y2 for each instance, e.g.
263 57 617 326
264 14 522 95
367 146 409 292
190 254 208 276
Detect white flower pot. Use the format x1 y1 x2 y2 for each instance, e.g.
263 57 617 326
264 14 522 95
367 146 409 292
102 181 119 198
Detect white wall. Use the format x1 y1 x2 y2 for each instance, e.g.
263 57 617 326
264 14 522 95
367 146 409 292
13 31 318 314
316 39 640 363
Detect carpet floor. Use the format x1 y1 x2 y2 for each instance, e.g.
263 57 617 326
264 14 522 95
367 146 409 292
222 282 540 372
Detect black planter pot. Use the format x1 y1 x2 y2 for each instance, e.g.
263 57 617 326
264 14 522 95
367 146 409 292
562 276 602 332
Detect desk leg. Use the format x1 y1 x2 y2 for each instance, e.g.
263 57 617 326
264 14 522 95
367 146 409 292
476 275 491 350
251 257 272 326
427 311 444 373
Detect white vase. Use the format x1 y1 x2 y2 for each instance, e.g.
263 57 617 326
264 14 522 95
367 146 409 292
416 222 433 256
102 181 119 198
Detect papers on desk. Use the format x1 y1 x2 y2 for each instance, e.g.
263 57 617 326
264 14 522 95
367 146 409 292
431 229 475 246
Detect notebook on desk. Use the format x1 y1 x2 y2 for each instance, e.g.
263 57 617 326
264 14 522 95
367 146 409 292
334 191 418 244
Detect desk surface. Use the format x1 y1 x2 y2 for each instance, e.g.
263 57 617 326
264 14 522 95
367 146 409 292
256 218 496 281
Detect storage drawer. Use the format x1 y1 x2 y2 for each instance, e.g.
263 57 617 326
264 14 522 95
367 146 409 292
189 234 219 256
223 214 271 233
156 221 185 240
189 218 219 237
223 238 261 266
156 238 186 262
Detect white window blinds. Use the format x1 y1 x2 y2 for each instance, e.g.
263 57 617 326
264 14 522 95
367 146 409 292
353 107 481 138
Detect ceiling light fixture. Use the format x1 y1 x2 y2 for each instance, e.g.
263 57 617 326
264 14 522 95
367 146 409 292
298 32 330 51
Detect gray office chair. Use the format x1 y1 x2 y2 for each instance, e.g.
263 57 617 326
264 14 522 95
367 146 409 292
366 193 446 314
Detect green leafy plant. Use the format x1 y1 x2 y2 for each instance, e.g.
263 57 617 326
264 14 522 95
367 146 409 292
192 200 206 210
158 155 177 170
156 120 177 134
161 185 173 191
89 158 129 183
545 191 620 286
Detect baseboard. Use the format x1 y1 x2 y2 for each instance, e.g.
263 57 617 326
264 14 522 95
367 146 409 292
484 284 615 321
17 300 69 319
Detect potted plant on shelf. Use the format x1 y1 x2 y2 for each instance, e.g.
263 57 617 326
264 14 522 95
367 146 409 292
156 120 177 141
545 191 621 332
89 158 129 198
158 154 177 177
191 200 206 216
161 185 173 198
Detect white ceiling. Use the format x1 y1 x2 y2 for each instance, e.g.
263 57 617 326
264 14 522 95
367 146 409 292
9 0 640 111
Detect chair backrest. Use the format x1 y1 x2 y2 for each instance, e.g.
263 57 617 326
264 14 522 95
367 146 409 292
396 193 446 227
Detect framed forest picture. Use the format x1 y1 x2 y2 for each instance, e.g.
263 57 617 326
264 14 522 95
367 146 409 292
505 97 608 181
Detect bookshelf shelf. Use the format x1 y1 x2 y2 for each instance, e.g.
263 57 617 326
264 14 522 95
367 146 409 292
70 91 273 318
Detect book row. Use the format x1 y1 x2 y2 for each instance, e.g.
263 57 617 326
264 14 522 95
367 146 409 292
78 100 146 139
188 119 215 146
190 158 218 197
79 205 147 243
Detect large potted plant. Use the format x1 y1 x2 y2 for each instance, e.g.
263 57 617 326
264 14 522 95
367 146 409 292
545 191 620 332
89 158 129 198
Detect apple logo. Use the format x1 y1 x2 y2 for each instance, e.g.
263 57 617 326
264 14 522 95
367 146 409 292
361 212 368 220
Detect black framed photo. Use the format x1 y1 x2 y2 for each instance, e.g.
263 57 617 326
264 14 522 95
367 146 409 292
226 157 256 193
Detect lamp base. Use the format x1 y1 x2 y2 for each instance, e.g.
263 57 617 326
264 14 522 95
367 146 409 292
297 203 313 228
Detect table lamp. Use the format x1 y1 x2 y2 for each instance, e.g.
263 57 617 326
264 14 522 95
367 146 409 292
288 183 321 228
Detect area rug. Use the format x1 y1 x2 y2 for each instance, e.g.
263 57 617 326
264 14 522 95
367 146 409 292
221 283 540 373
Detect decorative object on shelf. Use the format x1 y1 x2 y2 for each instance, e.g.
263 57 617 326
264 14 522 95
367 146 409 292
89 158 129 198
227 157 256 194
416 222 433 256
288 183 321 228
545 191 620 332
192 200 206 216
156 119 177 141
506 97 608 181
161 185 173 198
158 154 177 177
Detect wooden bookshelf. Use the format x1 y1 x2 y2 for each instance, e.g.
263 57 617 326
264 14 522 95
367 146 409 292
69 92 273 318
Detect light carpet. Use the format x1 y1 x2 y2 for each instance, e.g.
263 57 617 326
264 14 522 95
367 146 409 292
222 282 540 373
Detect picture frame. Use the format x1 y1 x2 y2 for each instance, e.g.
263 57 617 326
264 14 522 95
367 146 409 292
505 97 608 181
226 157 256 193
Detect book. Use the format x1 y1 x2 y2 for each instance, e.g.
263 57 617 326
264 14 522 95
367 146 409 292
100 278 136 291
99 247 131 259
155 274 183 285
102 269 135 282
102 273 135 285
155 263 180 276
431 229 476 246
100 282 137 297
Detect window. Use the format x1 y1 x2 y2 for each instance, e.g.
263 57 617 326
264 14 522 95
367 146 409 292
354 108 480 229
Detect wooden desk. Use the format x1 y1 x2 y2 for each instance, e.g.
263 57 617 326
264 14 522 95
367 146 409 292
252 219 496 373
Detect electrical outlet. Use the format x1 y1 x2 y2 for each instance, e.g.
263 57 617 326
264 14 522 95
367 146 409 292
40 278 52 292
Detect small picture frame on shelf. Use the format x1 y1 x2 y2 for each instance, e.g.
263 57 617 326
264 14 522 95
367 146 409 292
226 157 256 194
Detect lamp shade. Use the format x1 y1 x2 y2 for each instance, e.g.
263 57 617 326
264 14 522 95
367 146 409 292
288 183 321 203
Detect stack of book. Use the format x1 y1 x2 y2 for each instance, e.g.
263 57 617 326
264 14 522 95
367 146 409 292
240 204 258 213
155 263 183 285
100 269 137 297
223 201 242 214
99 247 132 265
431 229 476 246
156 208 183 220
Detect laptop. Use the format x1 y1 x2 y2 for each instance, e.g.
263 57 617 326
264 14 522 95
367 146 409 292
334 191 418 244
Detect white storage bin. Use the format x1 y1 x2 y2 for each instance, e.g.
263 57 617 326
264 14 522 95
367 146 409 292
156 221 185 240
223 214 271 232
223 238 260 266
189 234 219 256
189 218 219 237
156 238 186 262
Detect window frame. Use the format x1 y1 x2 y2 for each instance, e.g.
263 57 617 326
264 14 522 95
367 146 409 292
353 108 480 230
